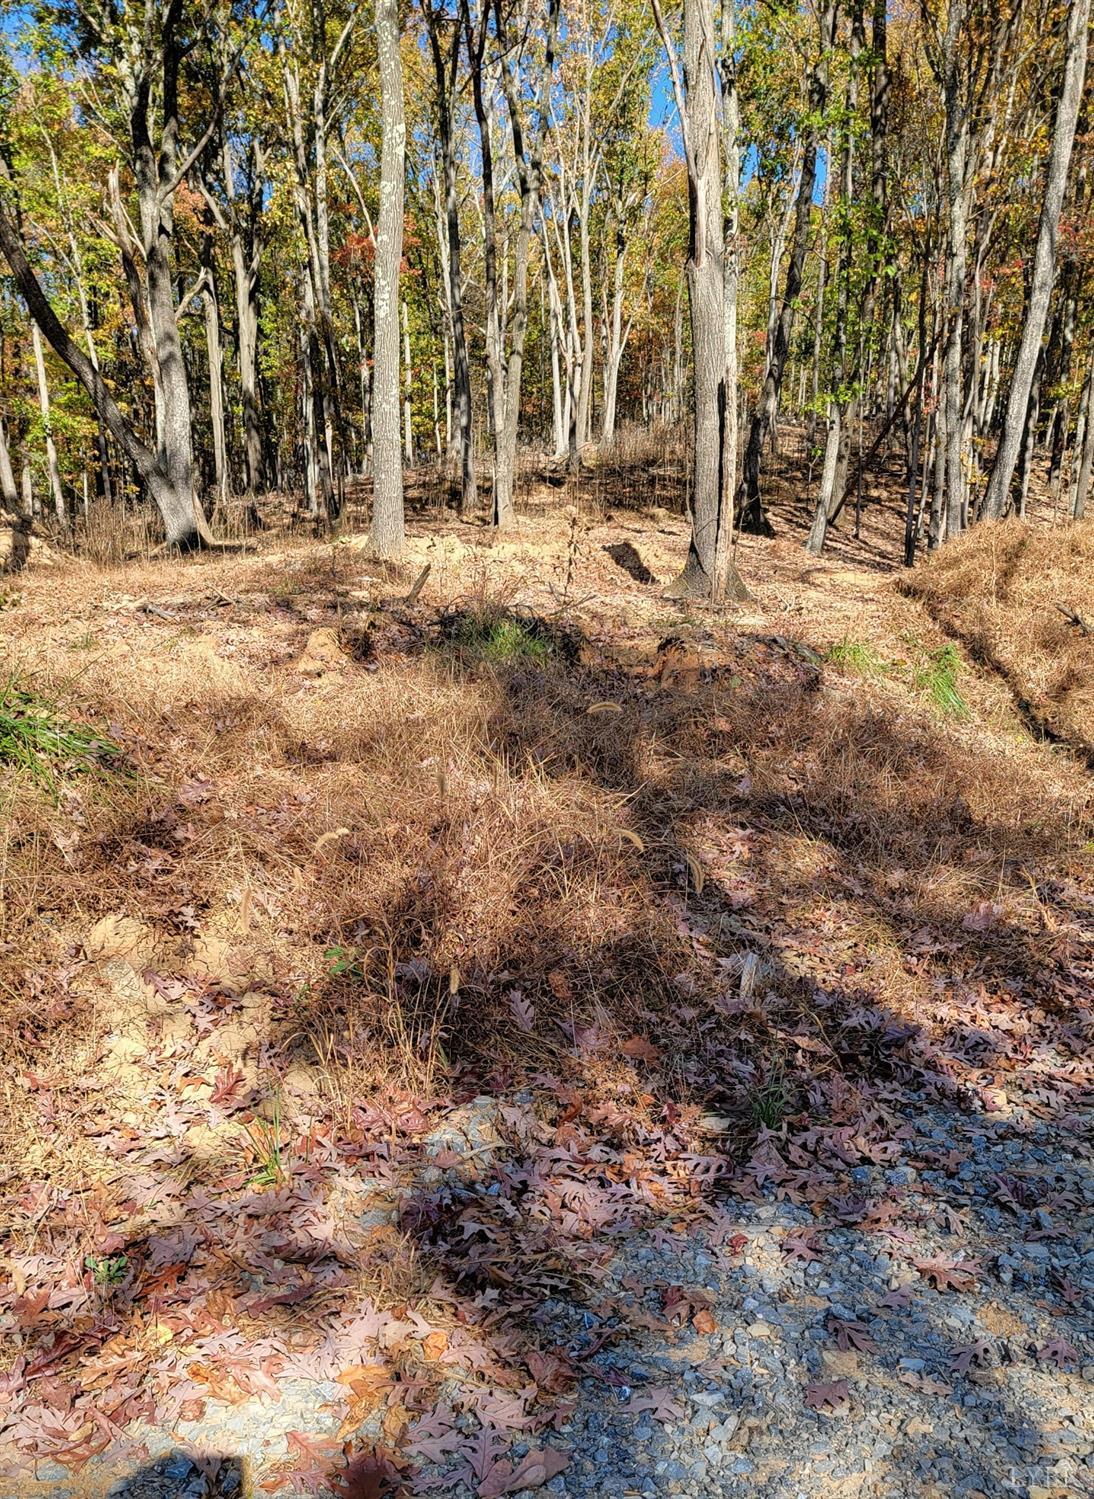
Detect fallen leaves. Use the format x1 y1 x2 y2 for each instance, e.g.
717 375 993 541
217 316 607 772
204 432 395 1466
1037 1336 1079 1369
804 1378 850 1414
626 1386 687 1423
186 1361 250 1405
913 1256 981 1292
948 1339 993 1374
478 1446 570 1497
827 1316 878 1355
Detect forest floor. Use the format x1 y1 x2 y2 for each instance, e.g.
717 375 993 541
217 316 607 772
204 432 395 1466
0 460 1091 1499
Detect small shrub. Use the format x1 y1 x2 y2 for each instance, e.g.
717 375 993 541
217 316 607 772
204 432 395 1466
85 1253 128 1286
453 614 552 663
245 1098 286 1187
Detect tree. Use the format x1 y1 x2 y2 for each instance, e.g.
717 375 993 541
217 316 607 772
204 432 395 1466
0 179 213 542
372 0 406 556
982 0 1090 519
653 0 747 600
422 0 477 513
737 0 836 537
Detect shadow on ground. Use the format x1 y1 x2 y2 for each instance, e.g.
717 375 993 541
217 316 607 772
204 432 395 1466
1 600 1090 1497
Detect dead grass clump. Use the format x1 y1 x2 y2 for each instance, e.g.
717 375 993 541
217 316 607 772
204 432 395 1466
902 517 1094 753
62 498 160 565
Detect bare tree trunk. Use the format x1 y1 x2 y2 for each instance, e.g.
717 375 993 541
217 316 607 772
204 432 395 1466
131 23 201 540
0 414 19 514
372 0 406 556
1073 349 1094 520
716 0 745 602
492 0 560 529
202 257 229 505
982 0 1089 519
402 298 414 465
0 191 204 544
807 0 862 554
226 143 266 497
425 2 477 513
738 1 836 534
46 136 114 507
655 0 747 600
31 321 65 522
601 218 629 444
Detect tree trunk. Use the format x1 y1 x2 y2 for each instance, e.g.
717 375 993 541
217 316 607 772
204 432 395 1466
402 298 414 465
372 0 406 556
981 0 1090 519
601 219 628 444
491 0 560 529
31 321 65 522
738 1 835 535
1073 350 1094 520
226 142 266 497
131 23 200 539
0 186 202 545
656 0 747 601
0 414 19 514
202 259 229 504
806 0 861 555
425 5 477 513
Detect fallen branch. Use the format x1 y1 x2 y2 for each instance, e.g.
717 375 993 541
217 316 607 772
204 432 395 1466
1055 605 1092 636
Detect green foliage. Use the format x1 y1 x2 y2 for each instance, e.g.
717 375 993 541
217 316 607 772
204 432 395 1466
324 943 364 979
824 639 888 677
0 683 121 790
913 644 969 719
245 1096 286 1188
447 611 556 664
85 1252 128 1286
747 1070 792 1130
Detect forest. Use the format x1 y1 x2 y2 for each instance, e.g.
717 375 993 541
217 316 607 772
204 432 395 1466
0 3 1092 1499
0 0 1089 582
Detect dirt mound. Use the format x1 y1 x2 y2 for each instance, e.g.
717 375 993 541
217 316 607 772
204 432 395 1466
902 518 1094 759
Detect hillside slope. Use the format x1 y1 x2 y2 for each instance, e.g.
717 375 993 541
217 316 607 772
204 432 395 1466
0 510 1090 1499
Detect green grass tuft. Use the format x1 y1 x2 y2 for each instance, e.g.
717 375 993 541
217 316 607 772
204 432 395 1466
0 683 122 791
747 1072 792 1130
824 639 888 677
448 612 555 664
913 644 969 719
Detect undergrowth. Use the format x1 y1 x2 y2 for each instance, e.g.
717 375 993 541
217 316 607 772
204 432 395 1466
440 605 578 665
825 639 888 677
0 682 122 791
913 643 969 719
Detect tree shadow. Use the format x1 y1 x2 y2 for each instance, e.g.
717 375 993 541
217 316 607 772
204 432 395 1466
3 610 1089 1497
104 1452 245 1498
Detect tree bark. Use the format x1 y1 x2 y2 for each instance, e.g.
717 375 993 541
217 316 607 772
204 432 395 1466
738 1 836 535
655 0 747 600
491 0 560 528
0 187 203 545
31 321 65 522
201 255 229 505
982 0 1090 519
1073 349 1094 520
372 0 406 556
0 414 19 514
424 2 477 512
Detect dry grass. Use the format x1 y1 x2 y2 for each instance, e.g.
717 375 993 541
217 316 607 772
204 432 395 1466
902 517 1094 758
0 500 1090 1234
